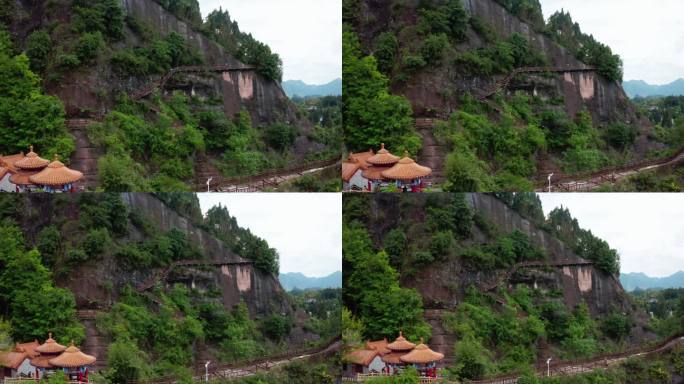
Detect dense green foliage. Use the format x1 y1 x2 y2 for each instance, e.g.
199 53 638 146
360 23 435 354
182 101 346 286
0 29 74 160
203 204 280 275
546 10 623 82
202 9 283 81
110 32 202 76
155 0 202 27
343 28 421 154
342 214 430 341
547 206 620 275
290 289 341 344
0 222 84 343
343 193 635 381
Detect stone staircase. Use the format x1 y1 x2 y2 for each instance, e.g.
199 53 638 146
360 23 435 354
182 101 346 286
76 310 108 370
66 119 101 190
415 119 447 184
423 309 456 365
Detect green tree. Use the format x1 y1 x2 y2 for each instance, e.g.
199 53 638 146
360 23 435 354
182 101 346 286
25 30 52 72
343 28 420 154
0 45 74 159
106 339 152 384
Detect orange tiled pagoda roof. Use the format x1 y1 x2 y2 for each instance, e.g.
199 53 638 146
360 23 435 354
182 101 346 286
48 343 96 368
29 156 83 186
399 338 444 364
342 150 374 182
366 143 400 166
36 333 67 354
387 331 416 351
381 151 432 181
14 146 49 170
344 348 380 367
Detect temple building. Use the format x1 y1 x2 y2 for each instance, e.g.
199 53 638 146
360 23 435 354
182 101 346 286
341 149 374 191
1 334 97 382
382 331 416 374
343 339 389 376
399 338 444 378
0 341 40 379
381 151 432 193
342 144 431 192
31 333 67 379
0 147 83 192
343 332 445 381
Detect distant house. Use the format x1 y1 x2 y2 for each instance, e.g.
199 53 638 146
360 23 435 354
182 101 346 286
341 150 374 191
0 340 40 379
342 144 432 192
343 339 390 376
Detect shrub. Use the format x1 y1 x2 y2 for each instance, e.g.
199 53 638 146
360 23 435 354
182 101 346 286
374 32 398 73
605 122 638 149
83 228 110 258
263 123 297 151
430 231 454 260
74 32 104 62
56 53 80 68
36 226 61 266
420 33 449 64
25 30 52 72
72 0 124 40
601 312 632 341
262 314 292 341
111 49 150 76
65 248 88 264
403 54 426 72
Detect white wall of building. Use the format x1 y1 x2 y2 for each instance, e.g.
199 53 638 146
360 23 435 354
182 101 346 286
347 170 368 191
0 173 14 192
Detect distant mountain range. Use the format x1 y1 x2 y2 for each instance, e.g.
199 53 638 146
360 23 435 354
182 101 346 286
623 79 684 98
282 78 342 98
279 271 342 291
620 271 684 291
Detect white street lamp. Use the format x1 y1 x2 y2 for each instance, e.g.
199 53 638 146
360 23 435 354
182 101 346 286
547 173 554 193
206 177 213 193
205 361 211 382
547 358 552 377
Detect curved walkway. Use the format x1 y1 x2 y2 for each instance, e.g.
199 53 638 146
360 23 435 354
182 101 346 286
196 157 340 192
539 146 684 192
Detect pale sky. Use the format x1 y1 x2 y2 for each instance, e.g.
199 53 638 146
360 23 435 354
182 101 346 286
540 0 684 85
198 193 341 277
198 0 341 84
538 194 684 278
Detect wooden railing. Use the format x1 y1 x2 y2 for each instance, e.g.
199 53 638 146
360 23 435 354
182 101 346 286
537 145 684 191
3 379 93 384
342 373 442 383
194 157 340 192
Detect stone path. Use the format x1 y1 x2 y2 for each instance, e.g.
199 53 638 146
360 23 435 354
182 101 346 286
67 119 101 190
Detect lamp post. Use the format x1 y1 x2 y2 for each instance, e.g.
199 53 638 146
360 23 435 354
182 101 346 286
206 177 213 193
205 361 211 382
547 173 554 193
547 358 552 377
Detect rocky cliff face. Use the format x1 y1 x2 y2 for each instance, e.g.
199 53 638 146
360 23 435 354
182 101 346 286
364 193 639 318
9 0 314 151
360 193 650 361
356 0 641 129
14 193 315 366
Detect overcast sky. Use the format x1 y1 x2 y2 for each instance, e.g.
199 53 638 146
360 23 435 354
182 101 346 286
540 0 684 85
197 193 341 277
538 194 684 278
198 0 341 84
